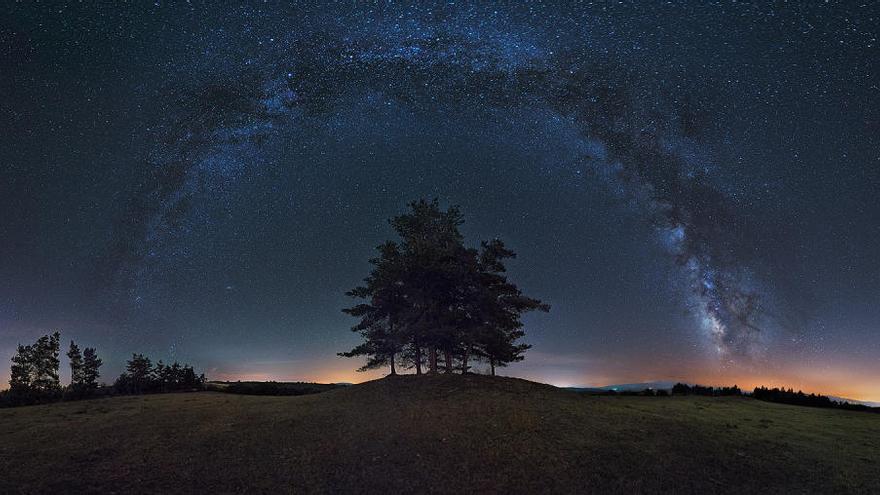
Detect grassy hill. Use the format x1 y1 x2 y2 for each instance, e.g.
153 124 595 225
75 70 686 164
1 374 877 493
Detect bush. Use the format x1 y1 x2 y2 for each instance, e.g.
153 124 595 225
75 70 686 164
0 388 62 408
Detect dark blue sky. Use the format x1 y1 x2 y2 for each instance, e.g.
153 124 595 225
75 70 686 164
1 2 878 400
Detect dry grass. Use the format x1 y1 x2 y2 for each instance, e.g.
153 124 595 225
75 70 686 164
1 374 877 493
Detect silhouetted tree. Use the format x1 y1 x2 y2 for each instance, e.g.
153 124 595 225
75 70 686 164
471 239 549 374
181 365 203 389
116 354 153 394
342 199 468 375
81 347 103 391
154 361 170 392
31 332 61 394
340 242 408 375
391 199 469 374
9 343 35 395
342 200 548 376
6 332 61 404
67 341 85 394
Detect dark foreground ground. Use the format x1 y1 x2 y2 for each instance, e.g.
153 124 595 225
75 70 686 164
1 374 877 494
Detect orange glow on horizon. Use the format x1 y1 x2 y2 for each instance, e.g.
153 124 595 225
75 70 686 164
205 363 880 404
2 357 876 403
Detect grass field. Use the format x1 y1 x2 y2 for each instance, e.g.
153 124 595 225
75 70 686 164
205 380 343 396
1 374 877 493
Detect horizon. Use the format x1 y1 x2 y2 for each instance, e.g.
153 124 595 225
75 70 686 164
3 3 879 406
2 351 878 404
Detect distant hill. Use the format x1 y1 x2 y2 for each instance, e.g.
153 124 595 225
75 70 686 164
564 380 678 393
828 395 880 408
1 374 878 493
565 383 880 408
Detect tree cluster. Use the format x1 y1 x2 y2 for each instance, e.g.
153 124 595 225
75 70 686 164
340 199 549 376
2 332 103 406
66 341 104 398
3 331 207 408
668 383 877 413
671 383 742 396
752 386 878 413
113 354 206 395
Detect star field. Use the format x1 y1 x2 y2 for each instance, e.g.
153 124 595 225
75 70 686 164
1 2 878 400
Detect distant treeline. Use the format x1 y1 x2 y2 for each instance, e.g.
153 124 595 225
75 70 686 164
671 383 878 413
751 386 878 413
1 331 205 408
208 381 343 396
578 383 878 413
574 384 742 397
672 383 743 396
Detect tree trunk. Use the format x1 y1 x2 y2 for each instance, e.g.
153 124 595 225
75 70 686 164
490 358 495 376
461 347 470 374
388 323 396 376
415 347 422 375
444 350 453 373
429 347 438 373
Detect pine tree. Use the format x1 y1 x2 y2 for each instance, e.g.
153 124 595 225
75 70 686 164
182 365 199 389
31 332 61 395
9 344 35 394
471 239 549 374
340 241 409 375
81 347 103 392
123 354 153 394
67 341 85 393
342 199 469 375
169 362 183 389
391 199 469 374
155 361 169 392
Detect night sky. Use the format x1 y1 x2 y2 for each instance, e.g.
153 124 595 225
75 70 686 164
2 2 878 401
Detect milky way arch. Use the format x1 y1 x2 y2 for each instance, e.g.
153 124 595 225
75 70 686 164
107 22 771 360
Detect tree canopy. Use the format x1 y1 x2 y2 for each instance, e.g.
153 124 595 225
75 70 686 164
341 199 549 376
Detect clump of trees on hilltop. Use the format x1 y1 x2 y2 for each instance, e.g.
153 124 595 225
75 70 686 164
340 199 549 376
2 331 206 408
113 354 206 394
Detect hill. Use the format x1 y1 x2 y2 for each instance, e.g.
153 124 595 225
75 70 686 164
0 374 877 493
565 381 677 393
